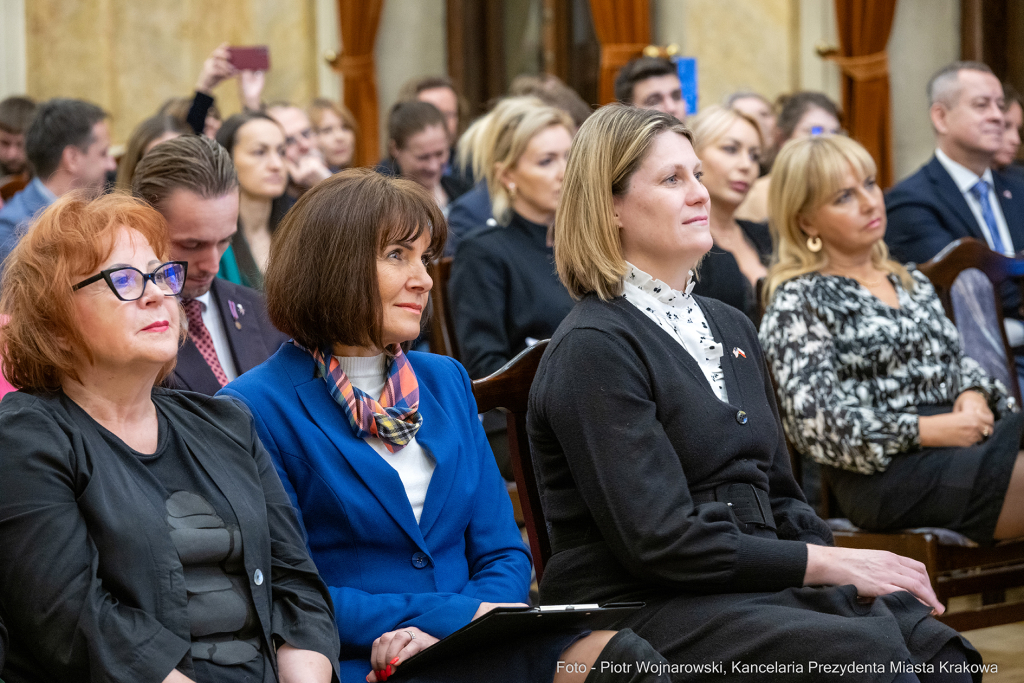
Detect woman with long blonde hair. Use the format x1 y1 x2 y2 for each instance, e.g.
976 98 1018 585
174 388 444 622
760 134 1024 544
449 97 575 380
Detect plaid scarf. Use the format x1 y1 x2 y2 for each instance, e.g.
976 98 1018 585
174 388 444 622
301 343 423 453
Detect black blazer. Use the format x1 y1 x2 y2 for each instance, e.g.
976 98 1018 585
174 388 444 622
0 389 340 683
171 278 289 395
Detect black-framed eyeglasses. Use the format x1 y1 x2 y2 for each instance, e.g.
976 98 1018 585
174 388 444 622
71 261 188 301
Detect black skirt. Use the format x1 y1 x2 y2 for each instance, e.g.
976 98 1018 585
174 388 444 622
827 408 1023 543
614 586 979 683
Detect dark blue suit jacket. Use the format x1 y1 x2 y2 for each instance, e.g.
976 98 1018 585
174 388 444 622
885 155 1024 318
885 156 1024 263
444 181 493 256
219 346 530 681
170 278 288 395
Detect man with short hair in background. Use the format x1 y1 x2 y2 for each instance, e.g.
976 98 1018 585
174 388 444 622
0 96 36 186
0 98 115 276
132 135 287 394
886 60 1024 352
614 56 687 122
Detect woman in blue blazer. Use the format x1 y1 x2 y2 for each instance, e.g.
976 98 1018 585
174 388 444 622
219 169 668 683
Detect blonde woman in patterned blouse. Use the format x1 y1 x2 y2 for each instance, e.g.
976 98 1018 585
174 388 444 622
760 134 1024 543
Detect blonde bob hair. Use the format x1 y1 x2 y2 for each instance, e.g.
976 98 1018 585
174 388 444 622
555 104 694 301
456 97 573 225
763 134 912 305
687 104 763 155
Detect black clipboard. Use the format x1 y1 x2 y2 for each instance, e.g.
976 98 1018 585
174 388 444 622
394 602 644 677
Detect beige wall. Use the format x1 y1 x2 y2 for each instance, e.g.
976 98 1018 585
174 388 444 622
24 0 319 146
653 0 960 181
0 0 27 98
374 0 447 157
653 0 799 110
13 0 961 174
889 0 960 181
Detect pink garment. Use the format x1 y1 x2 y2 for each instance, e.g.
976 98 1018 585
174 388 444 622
0 315 14 400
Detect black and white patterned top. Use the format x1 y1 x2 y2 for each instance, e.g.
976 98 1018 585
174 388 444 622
759 268 1008 475
622 263 728 401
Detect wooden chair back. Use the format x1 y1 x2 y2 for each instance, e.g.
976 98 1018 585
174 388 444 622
472 340 551 580
918 237 1024 402
0 173 29 201
427 257 460 360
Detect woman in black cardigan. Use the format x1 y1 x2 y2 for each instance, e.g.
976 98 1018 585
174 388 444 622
0 193 338 683
527 105 981 682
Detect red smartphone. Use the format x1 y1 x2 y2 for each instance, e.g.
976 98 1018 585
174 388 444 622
228 46 270 71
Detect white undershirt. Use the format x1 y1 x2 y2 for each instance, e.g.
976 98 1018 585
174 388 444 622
621 263 729 402
934 149 1024 345
334 354 436 523
195 290 239 381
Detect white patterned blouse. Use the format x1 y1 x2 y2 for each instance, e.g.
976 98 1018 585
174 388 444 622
759 268 1009 475
621 263 728 402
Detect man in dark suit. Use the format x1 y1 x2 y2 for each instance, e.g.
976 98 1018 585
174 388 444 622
132 135 287 394
886 61 1024 342
886 61 1024 264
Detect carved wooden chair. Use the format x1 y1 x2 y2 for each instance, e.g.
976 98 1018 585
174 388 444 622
471 341 551 580
918 237 1024 403
426 257 460 360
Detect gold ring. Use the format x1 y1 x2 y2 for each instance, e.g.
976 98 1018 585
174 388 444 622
982 427 991 438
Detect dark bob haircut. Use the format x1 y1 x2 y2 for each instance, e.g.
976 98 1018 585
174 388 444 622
265 168 448 352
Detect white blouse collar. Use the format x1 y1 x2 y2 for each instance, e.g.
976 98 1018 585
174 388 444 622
624 263 695 304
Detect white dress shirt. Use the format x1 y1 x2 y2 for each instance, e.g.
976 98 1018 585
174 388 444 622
621 263 729 402
335 353 436 524
195 290 239 381
934 149 1024 345
934 148 1014 256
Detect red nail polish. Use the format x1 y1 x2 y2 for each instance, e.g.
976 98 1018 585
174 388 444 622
386 664 393 676
390 656 401 666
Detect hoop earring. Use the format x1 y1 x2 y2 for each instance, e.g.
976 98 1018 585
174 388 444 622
806 235 823 253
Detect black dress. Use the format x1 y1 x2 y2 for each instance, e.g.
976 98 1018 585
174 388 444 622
691 219 771 319
760 269 1021 543
527 292 979 682
450 211 575 379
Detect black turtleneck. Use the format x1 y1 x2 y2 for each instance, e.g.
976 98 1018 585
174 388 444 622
450 211 575 378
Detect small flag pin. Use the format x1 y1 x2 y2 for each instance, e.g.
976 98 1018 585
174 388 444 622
1004 189 1013 200
732 347 746 359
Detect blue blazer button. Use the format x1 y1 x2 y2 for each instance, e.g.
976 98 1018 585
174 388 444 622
253 568 264 585
736 410 748 425
411 552 429 569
